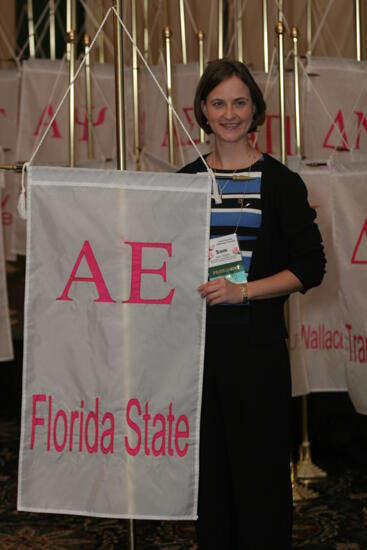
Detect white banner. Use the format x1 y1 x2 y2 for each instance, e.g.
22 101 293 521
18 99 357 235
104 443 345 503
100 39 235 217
331 162 367 414
0 200 13 361
0 69 20 261
303 57 367 161
290 165 347 395
289 161 367 415
18 167 210 518
2 151 18 261
0 146 13 360
0 69 20 154
15 59 132 163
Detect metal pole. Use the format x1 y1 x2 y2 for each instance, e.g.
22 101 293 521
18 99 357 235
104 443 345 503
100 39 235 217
297 395 327 480
277 0 283 22
262 0 268 72
179 0 187 64
291 27 302 158
0 163 24 172
113 3 135 547
68 29 76 167
236 0 243 62
198 29 205 144
113 0 127 170
355 0 362 61
143 0 149 61
164 26 174 164
132 0 141 170
66 0 72 61
218 0 223 58
27 0 36 58
306 0 312 56
83 33 94 160
128 519 135 550
97 0 105 64
361 0 366 60
49 0 56 59
277 21 287 165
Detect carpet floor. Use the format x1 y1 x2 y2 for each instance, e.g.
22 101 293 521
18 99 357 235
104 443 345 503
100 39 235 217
1 416 367 549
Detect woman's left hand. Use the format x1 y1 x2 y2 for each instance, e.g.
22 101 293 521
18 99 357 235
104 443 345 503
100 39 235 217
198 278 243 306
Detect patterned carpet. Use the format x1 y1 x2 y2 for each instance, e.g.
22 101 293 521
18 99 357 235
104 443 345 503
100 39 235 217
1 416 367 550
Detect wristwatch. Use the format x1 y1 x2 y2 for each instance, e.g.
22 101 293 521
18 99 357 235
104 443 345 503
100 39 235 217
240 283 249 305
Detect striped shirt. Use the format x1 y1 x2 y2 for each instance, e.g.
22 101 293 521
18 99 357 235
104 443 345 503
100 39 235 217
179 155 264 324
210 166 262 280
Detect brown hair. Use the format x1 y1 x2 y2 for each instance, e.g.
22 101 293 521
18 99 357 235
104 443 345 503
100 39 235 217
194 59 266 134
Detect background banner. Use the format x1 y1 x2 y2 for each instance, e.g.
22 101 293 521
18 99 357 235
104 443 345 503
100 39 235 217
290 165 347 396
290 161 367 414
0 69 20 262
331 162 367 414
18 166 210 519
2 162 18 261
0 69 20 154
303 57 367 161
0 173 13 361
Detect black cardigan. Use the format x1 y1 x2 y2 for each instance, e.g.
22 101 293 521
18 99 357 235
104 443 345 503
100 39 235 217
178 153 326 343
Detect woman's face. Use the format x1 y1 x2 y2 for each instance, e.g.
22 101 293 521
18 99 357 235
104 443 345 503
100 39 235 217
201 75 255 144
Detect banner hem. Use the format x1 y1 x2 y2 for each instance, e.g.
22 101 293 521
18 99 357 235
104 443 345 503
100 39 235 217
17 504 198 521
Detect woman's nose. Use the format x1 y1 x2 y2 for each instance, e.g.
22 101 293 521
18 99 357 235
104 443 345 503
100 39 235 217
224 104 235 119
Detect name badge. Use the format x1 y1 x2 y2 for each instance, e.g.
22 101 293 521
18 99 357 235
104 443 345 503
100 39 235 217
208 233 247 284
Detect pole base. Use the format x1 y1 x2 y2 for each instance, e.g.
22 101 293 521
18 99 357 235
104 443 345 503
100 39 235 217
292 480 319 501
297 442 327 479
291 457 319 501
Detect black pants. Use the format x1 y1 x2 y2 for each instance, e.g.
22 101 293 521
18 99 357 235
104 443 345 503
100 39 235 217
197 324 293 550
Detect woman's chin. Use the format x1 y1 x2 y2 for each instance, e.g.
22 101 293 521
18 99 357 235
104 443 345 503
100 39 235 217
215 131 248 144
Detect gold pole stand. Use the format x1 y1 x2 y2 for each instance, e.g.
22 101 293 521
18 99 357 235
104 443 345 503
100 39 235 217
297 395 327 480
291 458 319 501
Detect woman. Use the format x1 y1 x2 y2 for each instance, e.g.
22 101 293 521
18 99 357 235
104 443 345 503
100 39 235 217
179 59 326 549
